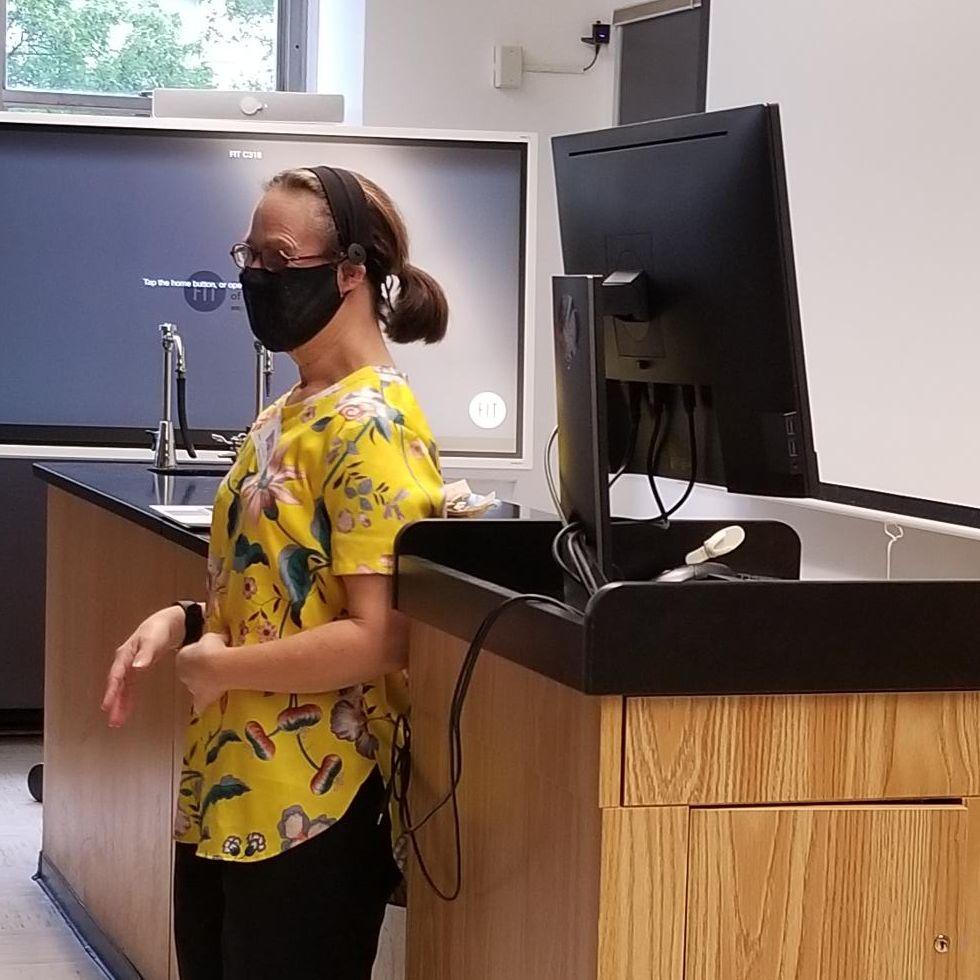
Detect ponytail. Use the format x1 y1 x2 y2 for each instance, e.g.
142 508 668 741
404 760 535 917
356 173 449 346
383 263 448 345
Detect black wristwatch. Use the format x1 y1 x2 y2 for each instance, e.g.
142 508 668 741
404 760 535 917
174 600 204 647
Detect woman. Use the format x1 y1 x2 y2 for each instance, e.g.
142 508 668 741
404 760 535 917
101 166 446 978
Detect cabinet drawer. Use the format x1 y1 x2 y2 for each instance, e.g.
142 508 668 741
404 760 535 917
622 693 980 806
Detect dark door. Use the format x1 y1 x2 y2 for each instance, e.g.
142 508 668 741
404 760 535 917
616 0 711 125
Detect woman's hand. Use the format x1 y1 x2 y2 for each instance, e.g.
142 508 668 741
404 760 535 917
176 631 231 716
102 605 187 728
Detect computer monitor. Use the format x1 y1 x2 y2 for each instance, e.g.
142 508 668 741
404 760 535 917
551 103 818 577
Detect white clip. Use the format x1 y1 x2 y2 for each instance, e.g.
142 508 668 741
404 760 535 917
686 525 746 565
884 522 904 580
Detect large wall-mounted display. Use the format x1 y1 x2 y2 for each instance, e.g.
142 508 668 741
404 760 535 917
0 117 531 462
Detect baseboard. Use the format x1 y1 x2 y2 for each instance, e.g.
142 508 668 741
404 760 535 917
35 852 141 980
0 708 42 733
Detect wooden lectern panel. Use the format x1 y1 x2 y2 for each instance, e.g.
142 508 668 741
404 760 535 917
686 804 968 980
598 806 688 980
625 693 980 806
44 489 203 980
957 799 980 978
406 622 620 980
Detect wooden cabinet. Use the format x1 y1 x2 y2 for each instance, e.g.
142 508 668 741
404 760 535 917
687 804 973 980
405 623 609 980
406 623 980 980
42 489 202 980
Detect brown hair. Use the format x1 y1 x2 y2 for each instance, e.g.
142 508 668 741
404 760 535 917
266 169 448 345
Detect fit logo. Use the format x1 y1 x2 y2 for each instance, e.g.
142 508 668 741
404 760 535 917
184 270 225 313
469 392 507 430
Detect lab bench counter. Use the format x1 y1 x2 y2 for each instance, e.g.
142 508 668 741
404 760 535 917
35 460 226 558
34 461 218 980
28 461 534 980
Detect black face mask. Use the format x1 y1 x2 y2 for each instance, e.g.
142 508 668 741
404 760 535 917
239 264 344 353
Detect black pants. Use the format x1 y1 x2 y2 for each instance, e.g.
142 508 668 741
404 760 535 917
174 769 401 980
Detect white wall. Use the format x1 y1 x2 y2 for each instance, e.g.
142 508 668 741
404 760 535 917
612 478 980 580
707 0 980 512
316 0 366 124
360 0 616 505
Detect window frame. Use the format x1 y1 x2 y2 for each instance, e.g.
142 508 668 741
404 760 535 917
0 0 311 114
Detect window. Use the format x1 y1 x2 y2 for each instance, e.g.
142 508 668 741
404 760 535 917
1 0 310 112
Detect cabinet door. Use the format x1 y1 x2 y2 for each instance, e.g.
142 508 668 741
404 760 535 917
686 805 973 980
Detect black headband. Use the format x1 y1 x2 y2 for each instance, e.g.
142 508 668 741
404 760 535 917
307 166 369 266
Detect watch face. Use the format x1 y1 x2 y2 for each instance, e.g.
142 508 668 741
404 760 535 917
178 601 204 645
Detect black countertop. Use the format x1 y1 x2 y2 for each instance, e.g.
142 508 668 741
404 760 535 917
34 461 225 557
395 517 980 697
32 461 542 562
38 462 980 697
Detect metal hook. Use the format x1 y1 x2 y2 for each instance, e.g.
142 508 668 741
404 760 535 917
884 522 905 580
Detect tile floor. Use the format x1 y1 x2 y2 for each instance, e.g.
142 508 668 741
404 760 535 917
0 737 105 979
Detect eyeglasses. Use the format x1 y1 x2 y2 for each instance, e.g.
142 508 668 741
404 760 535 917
230 243 335 273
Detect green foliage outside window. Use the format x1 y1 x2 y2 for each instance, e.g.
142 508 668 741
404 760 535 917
5 0 276 95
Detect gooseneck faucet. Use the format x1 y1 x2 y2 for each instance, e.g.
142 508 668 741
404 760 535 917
212 344 274 461
151 323 197 472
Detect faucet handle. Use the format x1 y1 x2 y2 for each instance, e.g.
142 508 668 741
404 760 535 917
212 431 248 459
145 427 160 452
159 322 177 350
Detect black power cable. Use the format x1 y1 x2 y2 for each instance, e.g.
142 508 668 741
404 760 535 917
661 386 699 520
643 384 700 526
392 594 581 901
644 386 671 524
609 383 643 489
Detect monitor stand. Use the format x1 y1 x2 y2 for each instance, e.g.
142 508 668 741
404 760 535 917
554 272 653 589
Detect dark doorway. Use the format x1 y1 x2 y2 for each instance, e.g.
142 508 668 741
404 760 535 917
616 0 711 125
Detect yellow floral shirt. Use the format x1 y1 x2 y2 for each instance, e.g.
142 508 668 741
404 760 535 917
175 365 443 862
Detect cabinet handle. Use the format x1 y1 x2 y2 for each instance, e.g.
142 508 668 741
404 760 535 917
934 935 951 955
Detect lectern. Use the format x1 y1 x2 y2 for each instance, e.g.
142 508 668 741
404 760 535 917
397 517 980 980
